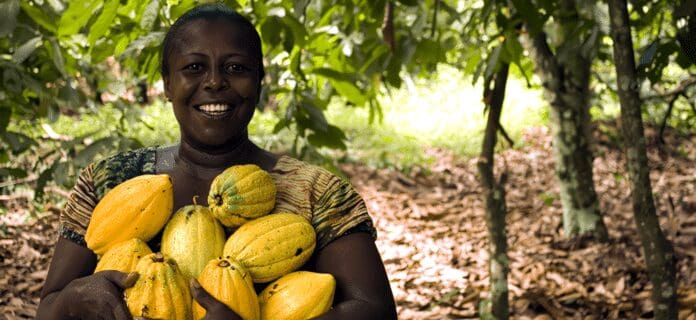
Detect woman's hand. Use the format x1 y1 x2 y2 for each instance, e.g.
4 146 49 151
59 270 138 320
190 279 243 320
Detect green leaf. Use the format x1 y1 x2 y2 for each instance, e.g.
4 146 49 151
307 124 346 149
74 137 117 167
170 0 196 21
415 38 444 65
311 68 352 81
483 45 502 81
120 32 166 57
502 31 523 64
45 0 64 13
359 45 389 74
301 101 328 133
2 131 36 154
114 34 131 56
91 37 116 63
289 46 302 76
260 17 283 47
638 41 658 68
2 69 22 93
312 68 367 105
46 38 66 75
145 51 161 84
395 0 418 6
58 82 81 106
282 14 307 47
35 162 59 201
20 2 57 33
140 0 160 29
510 0 544 35
272 118 291 134
0 167 28 179
0 0 20 37
58 0 100 36
12 36 42 64
88 0 120 46
0 105 10 133
384 54 403 88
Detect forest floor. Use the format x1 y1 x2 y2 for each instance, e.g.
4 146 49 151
1 123 695 319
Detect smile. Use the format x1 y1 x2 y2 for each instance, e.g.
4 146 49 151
196 103 232 118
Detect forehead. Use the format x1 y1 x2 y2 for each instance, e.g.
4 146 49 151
172 18 259 55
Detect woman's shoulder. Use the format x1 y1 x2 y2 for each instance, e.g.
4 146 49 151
271 155 340 180
270 155 357 199
89 145 162 199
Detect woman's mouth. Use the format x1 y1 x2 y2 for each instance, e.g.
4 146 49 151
196 103 232 119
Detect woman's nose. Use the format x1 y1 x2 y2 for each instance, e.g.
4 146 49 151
204 68 228 91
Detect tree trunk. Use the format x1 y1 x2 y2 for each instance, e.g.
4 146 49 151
607 0 678 318
477 63 510 319
522 0 609 241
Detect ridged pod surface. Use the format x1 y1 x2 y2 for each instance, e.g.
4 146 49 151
161 202 225 279
258 271 336 320
193 258 260 320
207 164 276 227
85 174 173 256
124 253 192 320
223 213 316 283
94 238 152 274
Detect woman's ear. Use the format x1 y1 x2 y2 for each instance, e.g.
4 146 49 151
163 75 171 101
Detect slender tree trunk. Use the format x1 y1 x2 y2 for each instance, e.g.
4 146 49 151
477 63 510 319
522 0 609 241
607 0 678 318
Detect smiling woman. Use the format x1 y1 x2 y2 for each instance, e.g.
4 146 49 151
164 17 261 152
36 4 396 320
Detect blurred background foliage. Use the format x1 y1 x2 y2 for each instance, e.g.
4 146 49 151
0 0 694 209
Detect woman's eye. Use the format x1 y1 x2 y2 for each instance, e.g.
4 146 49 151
184 63 203 72
225 64 246 73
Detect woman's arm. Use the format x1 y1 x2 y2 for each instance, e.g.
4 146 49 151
37 238 136 320
312 232 397 320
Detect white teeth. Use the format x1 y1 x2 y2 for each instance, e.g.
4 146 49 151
198 104 230 113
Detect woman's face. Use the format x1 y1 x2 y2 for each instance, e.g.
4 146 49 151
163 19 261 151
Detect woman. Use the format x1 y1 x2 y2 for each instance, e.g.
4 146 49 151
37 4 396 320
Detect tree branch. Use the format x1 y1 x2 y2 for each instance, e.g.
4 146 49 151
0 175 39 189
431 0 440 38
497 125 515 147
643 76 696 100
592 70 618 95
382 1 395 52
526 31 561 92
658 92 687 143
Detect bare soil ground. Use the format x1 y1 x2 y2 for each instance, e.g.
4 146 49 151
1 124 694 319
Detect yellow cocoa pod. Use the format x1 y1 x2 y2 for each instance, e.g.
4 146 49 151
124 253 192 320
193 258 260 320
94 238 152 274
161 199 225 279
258 271 336 320
85 174 173 256
223 213 316 283
207 164 276 228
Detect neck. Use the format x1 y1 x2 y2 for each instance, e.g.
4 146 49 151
176 134 258 176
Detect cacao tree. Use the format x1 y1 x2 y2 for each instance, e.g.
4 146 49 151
0 0 443 198
608 0 679 317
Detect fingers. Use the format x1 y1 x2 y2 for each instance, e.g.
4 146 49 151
190 279 218 310
110 300 132 320
99 270 139 289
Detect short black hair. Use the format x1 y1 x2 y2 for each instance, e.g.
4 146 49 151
160 4 264 81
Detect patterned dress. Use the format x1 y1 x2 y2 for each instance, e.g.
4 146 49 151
59 146 376 252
